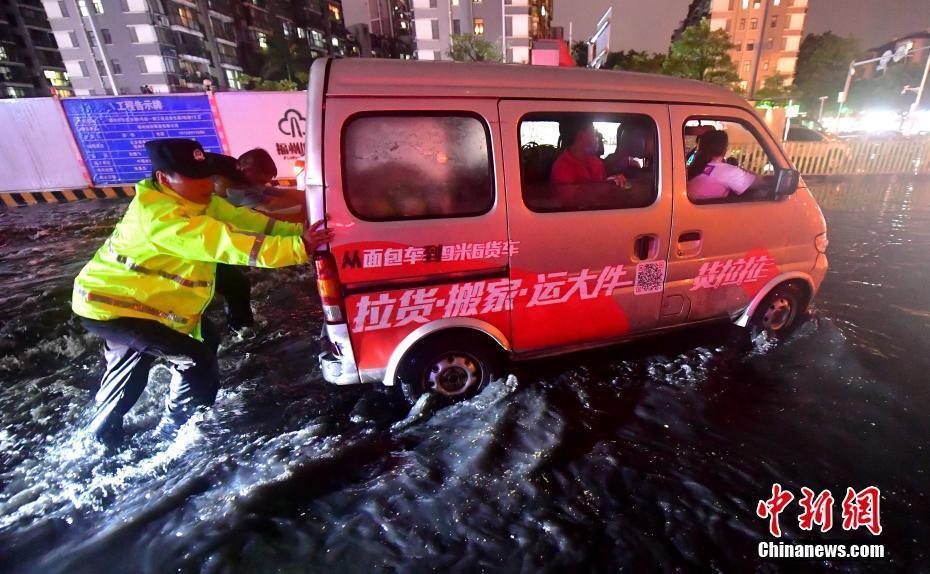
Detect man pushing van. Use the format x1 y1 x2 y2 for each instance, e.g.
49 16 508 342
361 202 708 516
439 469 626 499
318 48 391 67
72 138 333 446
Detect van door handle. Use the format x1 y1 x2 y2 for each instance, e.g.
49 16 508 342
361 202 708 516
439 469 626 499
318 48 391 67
677 231 702 258
633 234 659 261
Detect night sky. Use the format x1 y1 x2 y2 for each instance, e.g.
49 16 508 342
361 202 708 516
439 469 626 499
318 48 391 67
553 0 930 54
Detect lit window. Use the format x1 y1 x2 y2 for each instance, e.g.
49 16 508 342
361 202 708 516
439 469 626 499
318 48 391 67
762 61 769 70
750 18 758 29
257 31 267 49
332 37 339 47
473 17 484 35
773 0 780 4
328 3 341 21
741 0 748 7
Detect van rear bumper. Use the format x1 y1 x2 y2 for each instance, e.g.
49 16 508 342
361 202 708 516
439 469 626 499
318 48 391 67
319 351 387 385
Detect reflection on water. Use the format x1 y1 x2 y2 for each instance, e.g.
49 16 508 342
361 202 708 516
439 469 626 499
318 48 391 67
0 177 929 573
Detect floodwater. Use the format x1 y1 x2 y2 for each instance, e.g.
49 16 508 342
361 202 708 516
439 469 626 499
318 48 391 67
0 176 928 573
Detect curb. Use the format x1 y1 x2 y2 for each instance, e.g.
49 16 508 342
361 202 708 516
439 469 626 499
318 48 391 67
1 186 135 207
0 179 299 208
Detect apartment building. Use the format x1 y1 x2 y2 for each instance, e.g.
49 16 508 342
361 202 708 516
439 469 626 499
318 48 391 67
674 0 808 96
343 0 413 58
410 0 551 64
1 0 71 97
43 0 356 95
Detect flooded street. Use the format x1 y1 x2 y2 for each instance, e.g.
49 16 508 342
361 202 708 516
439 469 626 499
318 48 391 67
1 176 929 573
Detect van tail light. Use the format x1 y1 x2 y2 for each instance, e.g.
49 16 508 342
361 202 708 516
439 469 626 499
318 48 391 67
314 252 346 324
815 232 829 254
294 159 306 191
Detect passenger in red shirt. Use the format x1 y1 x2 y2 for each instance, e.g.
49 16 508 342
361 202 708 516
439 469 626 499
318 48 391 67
548 119 626 209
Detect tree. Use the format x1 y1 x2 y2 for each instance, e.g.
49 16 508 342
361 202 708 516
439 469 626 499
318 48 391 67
239 73 298 91
604 49 666 74
663 20 740 88
754 72 801 100
571 41 588 67
794 32 860 111
448 34 502 62
259 31 314 87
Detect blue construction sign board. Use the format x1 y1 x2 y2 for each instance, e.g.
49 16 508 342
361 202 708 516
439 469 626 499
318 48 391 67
62 95 223 185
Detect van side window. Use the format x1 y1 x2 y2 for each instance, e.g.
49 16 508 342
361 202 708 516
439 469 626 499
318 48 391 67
342 114 494 221
519 112 659 213
684 118 778 204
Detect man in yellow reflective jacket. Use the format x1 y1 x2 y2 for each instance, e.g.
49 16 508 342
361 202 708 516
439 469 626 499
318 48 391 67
72 138 333 446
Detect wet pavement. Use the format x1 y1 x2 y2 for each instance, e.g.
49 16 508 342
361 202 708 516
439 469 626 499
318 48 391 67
0 176 928 573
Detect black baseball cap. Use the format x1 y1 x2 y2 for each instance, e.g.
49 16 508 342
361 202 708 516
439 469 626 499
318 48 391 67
145 138 213 179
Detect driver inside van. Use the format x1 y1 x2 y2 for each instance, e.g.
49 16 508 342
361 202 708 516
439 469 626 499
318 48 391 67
686 129 763 201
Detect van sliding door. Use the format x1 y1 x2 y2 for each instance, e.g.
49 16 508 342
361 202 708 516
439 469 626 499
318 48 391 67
498 100 673 356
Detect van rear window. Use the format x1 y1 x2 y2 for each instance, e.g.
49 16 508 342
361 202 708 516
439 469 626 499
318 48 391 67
342 113 495 221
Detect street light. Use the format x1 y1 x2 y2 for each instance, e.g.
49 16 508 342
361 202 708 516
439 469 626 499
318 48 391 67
817 95 829 123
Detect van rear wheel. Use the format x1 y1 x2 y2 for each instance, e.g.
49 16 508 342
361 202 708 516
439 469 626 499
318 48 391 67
396 331 506 405
749 283 809 339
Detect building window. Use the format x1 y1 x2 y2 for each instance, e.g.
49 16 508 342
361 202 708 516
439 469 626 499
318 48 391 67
68 31 79 46
429 0 437 7
771 15 777 27
297 27 306 39
505 16 512 36
473 0 482 3
743 61 751 72
738 18 745 30
311 29 324 47
762 60 769 70
86 30 97 47
753 0 761 7
342 114 494 221
741 0 748 7
58 1 69 17
137 56 147 72
431 19 439 39
226 68 241 89
328 3 341 21
452 19 461 35
258 32 268 49
750 18 758 29
473 17 484 35
95 59 105 75
773 0 780 4
766 37 774 49
101 28 112 44
128 26 139 43
93 0 103 12
111 59 122 74
746 41 754 51
79 60 89 76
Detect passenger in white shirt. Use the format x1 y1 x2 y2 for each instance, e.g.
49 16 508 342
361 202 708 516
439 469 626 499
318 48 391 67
686 129 760 201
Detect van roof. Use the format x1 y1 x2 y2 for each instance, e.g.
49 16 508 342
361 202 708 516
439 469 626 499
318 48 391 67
324 58 750 108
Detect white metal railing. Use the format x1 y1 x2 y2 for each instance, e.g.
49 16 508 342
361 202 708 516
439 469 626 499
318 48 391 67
730 137 930 176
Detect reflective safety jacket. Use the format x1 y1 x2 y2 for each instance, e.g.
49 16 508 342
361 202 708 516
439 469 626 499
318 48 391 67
72 178 307 339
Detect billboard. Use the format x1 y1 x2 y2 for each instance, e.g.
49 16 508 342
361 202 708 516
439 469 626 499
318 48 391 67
213 91 308 180
62 95 223 185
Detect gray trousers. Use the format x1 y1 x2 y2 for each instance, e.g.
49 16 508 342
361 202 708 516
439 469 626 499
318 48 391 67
81 317 221 438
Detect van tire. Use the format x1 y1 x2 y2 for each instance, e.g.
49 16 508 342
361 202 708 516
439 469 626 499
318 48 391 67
748 282 809 340
395 330 506 405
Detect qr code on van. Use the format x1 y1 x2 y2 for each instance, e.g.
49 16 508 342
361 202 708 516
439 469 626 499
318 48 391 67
634 260 666 295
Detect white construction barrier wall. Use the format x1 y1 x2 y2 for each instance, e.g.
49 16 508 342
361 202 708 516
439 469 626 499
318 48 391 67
213 91 307 181
0 98 89 192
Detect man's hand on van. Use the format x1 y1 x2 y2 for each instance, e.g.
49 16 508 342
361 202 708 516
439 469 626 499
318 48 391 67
302 217 334 255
